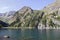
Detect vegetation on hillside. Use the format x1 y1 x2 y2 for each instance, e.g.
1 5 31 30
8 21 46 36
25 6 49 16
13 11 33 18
0 6 60 28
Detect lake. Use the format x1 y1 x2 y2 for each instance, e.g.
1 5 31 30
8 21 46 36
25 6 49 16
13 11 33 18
0 29 60 40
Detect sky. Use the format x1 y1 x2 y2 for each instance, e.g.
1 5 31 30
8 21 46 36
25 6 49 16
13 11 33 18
0 0 55 13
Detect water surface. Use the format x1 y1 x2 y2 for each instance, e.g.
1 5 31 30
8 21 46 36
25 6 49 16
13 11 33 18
0 29 60 40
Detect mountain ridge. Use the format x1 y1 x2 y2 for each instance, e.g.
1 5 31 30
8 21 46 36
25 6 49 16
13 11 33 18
0 1 60 28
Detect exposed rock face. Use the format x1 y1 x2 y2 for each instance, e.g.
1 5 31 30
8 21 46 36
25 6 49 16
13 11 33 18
43 0 60 13
9 6 43 27
41 0 60 27
0 11 16 25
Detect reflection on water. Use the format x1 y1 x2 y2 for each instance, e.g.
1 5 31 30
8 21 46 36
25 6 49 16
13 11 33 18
0 29 60 40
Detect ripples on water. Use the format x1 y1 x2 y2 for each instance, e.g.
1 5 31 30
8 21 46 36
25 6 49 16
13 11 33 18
0 29 60 40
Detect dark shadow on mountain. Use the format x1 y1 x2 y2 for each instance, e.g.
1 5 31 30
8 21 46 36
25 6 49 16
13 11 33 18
0 20 9 27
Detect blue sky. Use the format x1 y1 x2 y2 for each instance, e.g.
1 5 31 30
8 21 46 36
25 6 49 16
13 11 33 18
0 0 55 13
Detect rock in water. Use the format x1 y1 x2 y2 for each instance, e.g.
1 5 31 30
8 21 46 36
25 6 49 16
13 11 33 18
4 36 10 38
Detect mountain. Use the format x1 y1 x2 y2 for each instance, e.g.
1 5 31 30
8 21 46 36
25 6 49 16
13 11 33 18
10 4 60 27
9 6 41 27
5 11 15 17
40 0 60 27
0 11 16 24
43 0 60 13
1 0 60 28
0 13 6 17
7 6 43 28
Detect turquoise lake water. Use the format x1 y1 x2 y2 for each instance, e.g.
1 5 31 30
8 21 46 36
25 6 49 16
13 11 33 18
0 29 60 40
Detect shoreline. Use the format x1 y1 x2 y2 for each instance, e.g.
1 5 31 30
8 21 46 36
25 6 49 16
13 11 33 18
38 27 60 29
2 27 35 29
1 27 60 29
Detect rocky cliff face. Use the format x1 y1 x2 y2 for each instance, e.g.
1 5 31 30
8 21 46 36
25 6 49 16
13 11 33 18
41 0 60 27
9 6 43 27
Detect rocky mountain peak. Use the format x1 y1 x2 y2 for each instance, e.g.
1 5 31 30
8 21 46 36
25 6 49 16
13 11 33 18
18 6 33 14
43 0 60 14
13 6 33 18
20 6 32 10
